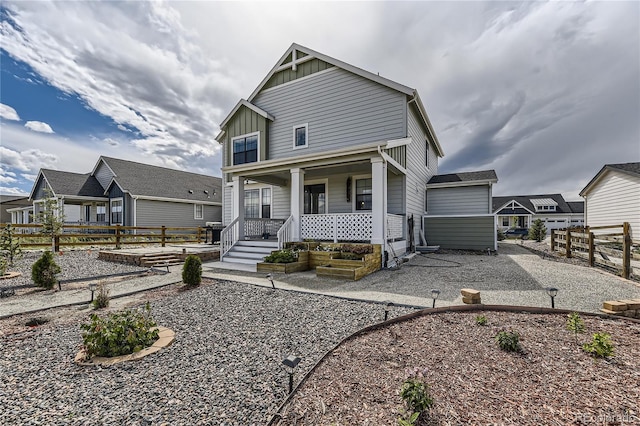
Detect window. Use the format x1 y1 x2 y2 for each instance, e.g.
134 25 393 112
355 178 372 211
244 189 260 218
233 133 258 165
502 217 510 227
293 123 308 149
110 199 123 224
96 204 106 222
261 188 271 219
194 204 203 220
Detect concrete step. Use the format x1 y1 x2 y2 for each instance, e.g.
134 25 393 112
232 245 274 254
222 255 262 265
226 251 267 260
235 240 279 248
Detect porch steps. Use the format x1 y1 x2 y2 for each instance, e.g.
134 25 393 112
223 240 279 265
140 254 183 268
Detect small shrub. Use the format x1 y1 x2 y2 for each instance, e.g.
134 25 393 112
398 367 433 425
31 251 61 289
263 249 297 264
495 330 520 352
287 242 308 251
475 315 488 326
583 332 615 358
0 224 22 266
93 283 110 309
0 256 6 276
182 254 202 286
496 229 506 241
528 219 547 242
80 302 159 358
341 243 373 255
566 312 585 344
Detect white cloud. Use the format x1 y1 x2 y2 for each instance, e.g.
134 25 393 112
0 186 28 195
24 120 54 133
21 173 37 182
0 103 21 121
0 174 17 185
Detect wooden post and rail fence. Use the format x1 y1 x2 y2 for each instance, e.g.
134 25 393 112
0 223 206 251
551 222 636 279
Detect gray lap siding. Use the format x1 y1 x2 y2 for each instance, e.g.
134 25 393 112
423 216 495 250
136 199 218 228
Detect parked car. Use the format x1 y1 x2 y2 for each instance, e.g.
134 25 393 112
505 228 529 239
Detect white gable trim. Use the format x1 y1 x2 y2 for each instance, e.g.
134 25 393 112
494 199 535 215
219 99 275 130
90 156 117 178
28 171 57 201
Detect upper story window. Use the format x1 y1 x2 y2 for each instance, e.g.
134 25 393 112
293 123 308 149
536 205 556 212
233 133 258 165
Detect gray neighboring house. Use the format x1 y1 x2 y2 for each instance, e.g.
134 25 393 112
28 156 222 228
424 170 498 250
1 195 32 224
493 194 584 234
215 43 497 264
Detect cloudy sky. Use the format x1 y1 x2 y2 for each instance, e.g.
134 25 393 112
1 1 638 200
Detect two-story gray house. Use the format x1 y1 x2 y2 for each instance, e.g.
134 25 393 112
216 43 497 264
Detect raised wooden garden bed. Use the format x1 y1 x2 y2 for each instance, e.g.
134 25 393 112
257 251 309 274
316 264 368 281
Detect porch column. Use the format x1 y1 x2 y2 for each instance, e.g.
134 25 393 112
371 157 386 245
232 176 245 239
290 168 305 241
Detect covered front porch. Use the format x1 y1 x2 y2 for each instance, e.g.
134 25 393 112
221 140 410 262
32 196 109 226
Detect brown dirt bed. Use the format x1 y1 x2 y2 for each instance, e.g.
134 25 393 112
274 311 640 425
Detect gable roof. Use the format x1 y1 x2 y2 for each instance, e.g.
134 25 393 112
30 169 105 200
492 194 583 214
579 162 640 196
427 170 498 189
219 43 444 157
98 157 222 203
219 99 275 130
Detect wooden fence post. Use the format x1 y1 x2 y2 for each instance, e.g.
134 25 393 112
161 226 166 247
622 222 631 279
197 227 202 243
565 227 572 258
550 230 555 252
115 224 121 249
53 235 60 252
588 230 595 267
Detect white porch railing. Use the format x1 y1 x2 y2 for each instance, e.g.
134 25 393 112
221 217 240 260
277 215 294 249
387 214 405 241
301 213 374 242
244 218 285 239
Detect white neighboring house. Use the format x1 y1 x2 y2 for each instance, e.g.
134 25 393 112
493 194 584 234
579 162 640 239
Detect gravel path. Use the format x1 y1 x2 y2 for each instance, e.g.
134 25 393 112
0 281 413 425
1 250 147 290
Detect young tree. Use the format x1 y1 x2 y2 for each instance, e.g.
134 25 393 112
0 224 22 267
528 218 547 242
32 187 65 251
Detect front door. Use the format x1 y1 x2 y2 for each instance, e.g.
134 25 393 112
304 184 325 214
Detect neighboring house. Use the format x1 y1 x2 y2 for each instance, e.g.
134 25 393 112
493 194 585 234
1 195 32 224
579 162 640 238
216 43 494 264
425 170 498 250
27 156 222 228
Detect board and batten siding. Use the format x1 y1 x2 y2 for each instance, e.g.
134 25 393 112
253 67 407 160
427 186 490 215
136 199 219 228
406 104 437 244
423 216 496 250
585 171 640 238
221 105 269 167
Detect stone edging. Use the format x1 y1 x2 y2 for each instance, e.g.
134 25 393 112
0 271 22 280
74 326 175 366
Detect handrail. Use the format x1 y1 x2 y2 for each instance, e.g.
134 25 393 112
277 215 294 250
220 217 240 260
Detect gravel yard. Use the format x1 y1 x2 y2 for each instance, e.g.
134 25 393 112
0 280 413 425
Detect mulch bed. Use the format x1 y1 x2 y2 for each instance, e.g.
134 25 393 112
274 310 640 425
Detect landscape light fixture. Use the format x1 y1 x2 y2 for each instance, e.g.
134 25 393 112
281 355 301 394
384 300 394 321
88 283 97 302
430 289 441 308
266 273 275 289
546 287 558 309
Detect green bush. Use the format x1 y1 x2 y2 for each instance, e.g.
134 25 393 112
496 229 506 241
583 332 615 358
182 254 202 287
263 249 296 264
528 219 547 242
80 302 159 358
31 251 61 289
566 312 585 344
475 315 488 326
0 224 22 266
495 330 521 352
399 370 433 425
0 256 6 276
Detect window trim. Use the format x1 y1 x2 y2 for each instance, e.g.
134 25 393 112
243 184 273 219
110 198 123 225
292 123 309 150
231 131 260 166
194 203 204 220
351 174 372 212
